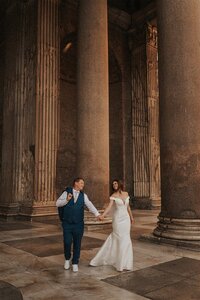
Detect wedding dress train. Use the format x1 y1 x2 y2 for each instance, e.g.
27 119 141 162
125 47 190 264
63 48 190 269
90 196 133 271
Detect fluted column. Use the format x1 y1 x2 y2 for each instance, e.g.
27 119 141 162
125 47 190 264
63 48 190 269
154 0 200 240
130 22 160 209
33 0 60 216
77 0 109 207
13 2 26 209
0 2 24 216
131 26 150 202
146 24 161 208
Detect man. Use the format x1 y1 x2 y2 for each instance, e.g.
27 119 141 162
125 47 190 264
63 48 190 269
56 178 101 272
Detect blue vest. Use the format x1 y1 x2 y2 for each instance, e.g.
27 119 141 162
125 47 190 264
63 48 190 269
58 187 84 224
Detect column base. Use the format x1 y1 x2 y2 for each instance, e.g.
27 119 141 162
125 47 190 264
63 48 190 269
0 203 19 219
153 216 200 241
132 197 161 209
140 233 200 251
18 204 58 221
151 197 161 209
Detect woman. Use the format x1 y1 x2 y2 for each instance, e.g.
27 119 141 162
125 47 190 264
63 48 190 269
90 179 134 272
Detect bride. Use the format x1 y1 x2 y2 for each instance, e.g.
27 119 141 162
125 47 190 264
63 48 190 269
90 179 134 272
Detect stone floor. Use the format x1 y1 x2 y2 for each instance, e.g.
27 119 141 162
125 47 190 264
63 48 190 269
1 210 200 300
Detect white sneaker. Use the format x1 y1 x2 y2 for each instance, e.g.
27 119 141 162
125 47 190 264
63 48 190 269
72 264 78 272
64 260 71 270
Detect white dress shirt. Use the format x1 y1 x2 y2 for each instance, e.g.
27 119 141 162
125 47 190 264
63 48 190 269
56 189 100 217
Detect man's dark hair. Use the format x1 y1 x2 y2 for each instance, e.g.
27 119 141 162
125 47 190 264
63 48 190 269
73 177 84 185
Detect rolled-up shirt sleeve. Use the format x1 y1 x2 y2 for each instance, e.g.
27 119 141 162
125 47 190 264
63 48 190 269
84 194 100 217
56 191 68 207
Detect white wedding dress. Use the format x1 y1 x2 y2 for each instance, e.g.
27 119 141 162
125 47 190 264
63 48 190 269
90 196 133 271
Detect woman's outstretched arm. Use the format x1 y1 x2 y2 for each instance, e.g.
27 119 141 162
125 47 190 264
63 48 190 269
100 199 114 219
128 204 134 224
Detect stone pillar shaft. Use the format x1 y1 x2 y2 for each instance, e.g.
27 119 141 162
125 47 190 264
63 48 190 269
0 2 24 216
131 39 150 199
0 1 38 217
146 24 161 208
130 23 160 208
154 0 200 240
77 0 109 207
0 0 59 218
34 0 59 213
13 2 26 206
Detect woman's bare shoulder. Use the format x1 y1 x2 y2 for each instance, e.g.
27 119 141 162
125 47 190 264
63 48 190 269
123 191 129 196
110 193 118 198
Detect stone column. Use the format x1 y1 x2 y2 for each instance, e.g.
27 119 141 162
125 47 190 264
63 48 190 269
154 0 200 240
146 24 161 208
77 0 109 207
0 0 60 219
32 0 60 217
130 22 160 209
0 1 38 218
130 25 150 205
0 2 20 216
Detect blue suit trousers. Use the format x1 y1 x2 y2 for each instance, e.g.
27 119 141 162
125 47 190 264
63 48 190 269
62 221 84 264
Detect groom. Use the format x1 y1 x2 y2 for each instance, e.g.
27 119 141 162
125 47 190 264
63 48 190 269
56 178 100 272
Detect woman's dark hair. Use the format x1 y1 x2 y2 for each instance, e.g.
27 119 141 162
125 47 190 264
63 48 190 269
112 179 123 192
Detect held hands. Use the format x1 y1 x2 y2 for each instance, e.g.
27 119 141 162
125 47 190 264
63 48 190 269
97 214 104 221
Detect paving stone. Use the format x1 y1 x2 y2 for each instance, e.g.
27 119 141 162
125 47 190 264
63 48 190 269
0 280 23 300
